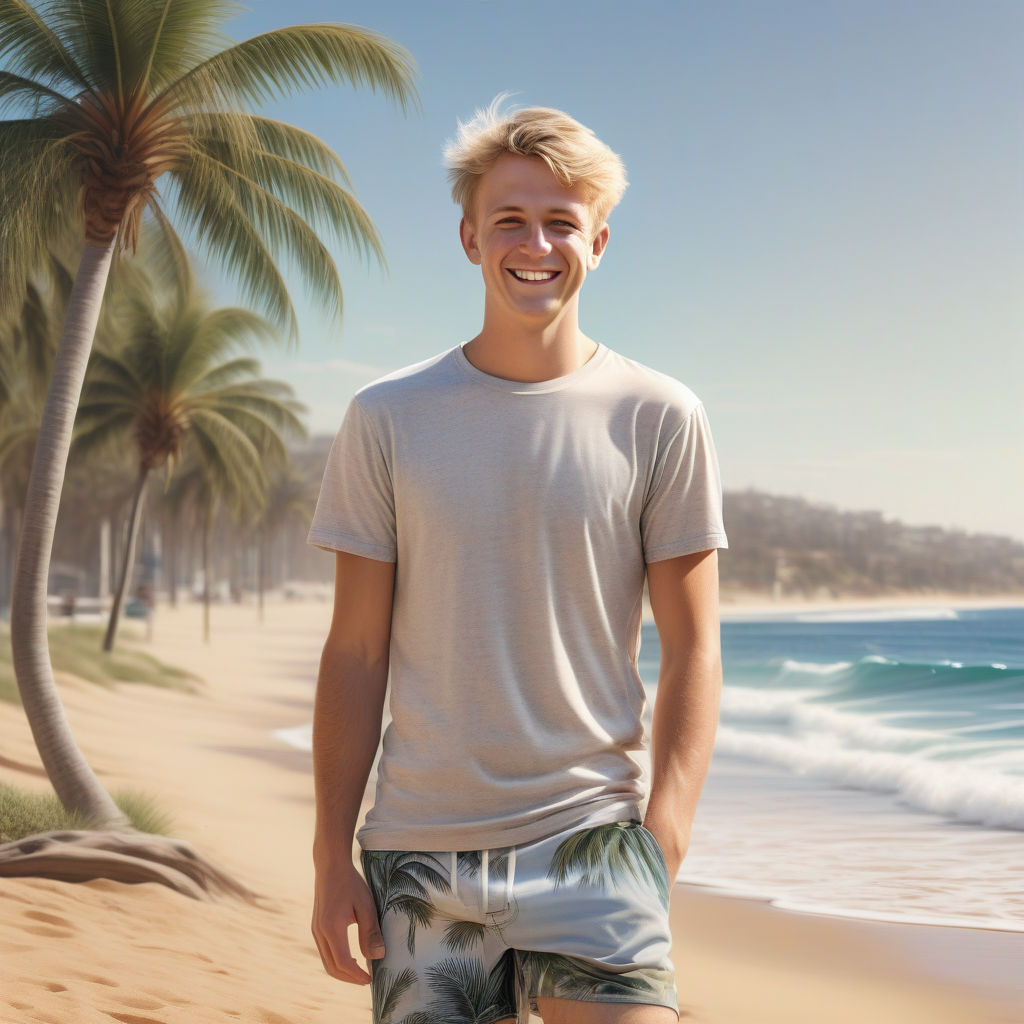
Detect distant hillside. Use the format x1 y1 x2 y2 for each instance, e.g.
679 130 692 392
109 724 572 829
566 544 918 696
720 488 1024 600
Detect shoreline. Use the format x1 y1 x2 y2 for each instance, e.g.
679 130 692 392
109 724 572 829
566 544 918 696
0 598 1021 1022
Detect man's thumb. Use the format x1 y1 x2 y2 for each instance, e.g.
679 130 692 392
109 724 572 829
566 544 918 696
357 902 386 958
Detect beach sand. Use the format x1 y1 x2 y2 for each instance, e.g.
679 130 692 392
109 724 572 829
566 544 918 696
1 595 1022 1023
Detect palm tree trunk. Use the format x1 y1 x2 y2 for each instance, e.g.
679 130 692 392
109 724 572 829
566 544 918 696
257 524 265 623
10 238 128 829
165 516 178 608
202 501 211 643
2 497 15 614
102 464 149 652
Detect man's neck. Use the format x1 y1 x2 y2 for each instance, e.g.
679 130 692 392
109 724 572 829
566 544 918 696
462 312 598 383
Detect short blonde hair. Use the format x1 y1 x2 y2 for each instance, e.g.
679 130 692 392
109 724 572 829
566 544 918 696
444 97 628 231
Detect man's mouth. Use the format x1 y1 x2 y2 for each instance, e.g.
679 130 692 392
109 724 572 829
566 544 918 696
507 269 560 282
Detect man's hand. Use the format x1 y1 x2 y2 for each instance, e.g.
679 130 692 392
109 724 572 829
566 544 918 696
311 863 386 985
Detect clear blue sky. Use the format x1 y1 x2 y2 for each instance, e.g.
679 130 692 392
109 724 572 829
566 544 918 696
197 1 1024 543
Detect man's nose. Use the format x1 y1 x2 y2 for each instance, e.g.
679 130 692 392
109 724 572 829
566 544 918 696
519 222 552 255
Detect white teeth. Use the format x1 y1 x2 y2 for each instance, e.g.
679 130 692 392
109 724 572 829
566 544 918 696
510 269 557 281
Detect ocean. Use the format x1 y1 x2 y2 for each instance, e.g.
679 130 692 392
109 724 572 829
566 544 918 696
274 604 1024 934
671 604 1024 933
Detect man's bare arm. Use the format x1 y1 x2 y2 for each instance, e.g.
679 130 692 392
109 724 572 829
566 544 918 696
643 548 723 888
310 550 395 986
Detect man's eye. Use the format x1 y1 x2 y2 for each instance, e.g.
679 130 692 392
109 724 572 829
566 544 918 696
553 220 579 230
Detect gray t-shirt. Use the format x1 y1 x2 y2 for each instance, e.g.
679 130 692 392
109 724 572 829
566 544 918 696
307 342 728 851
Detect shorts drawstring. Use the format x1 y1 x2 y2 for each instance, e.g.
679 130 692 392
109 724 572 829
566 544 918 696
450 850 458 895
505 845 516 910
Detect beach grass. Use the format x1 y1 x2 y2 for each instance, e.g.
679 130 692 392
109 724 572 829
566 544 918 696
0 624 203 706
0 780 177 844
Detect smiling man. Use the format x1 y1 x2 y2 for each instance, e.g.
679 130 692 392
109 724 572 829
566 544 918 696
308 101 729 1024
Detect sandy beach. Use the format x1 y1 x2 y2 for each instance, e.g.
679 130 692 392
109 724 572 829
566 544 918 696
1 595 1022 1023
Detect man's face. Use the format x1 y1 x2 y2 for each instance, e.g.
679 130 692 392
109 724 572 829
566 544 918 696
459 153 610 327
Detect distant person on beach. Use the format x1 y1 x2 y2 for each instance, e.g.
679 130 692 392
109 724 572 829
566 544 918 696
307 99 728 1023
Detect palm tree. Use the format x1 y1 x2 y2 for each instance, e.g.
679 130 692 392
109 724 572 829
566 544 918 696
0 0 416 892
250 458 316 621
74 262 305 650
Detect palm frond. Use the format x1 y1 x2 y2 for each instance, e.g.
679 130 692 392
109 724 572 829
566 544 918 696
194 390 306 441
180 147 346 322
86 347 146 388
187 420 264 519
0 0 91 92
47 0 125 99
189 305 279 355
0 420 39 472
216 114 354 186
0 70 73 117
69 407 135 462
183 355 261 393
191 127 382 264
165 166 296 339
136 0 237 93
189 406 266 480
137 205 192 305
161 23 419 115
0 117 79 317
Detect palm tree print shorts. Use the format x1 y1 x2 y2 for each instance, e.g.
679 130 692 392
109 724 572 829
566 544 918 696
360 819 678 1023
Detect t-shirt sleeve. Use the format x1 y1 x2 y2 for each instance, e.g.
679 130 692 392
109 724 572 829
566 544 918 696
640 401 729 563
306 397 397 562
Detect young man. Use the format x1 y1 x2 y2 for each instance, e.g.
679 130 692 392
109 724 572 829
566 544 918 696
307 102 728 1024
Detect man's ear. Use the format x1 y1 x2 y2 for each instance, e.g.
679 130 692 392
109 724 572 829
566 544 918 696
460 217 482 266
588 223 610 270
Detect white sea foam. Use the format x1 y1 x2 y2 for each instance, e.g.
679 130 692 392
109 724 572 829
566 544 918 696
714 725 1024 829
720 686 943 747
778 658 853 675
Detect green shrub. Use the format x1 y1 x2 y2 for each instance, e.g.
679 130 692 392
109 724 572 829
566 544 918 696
0 624 203 706
0 780 176 844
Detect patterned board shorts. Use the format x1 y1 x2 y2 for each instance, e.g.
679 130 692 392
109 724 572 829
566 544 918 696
360 819 678 1023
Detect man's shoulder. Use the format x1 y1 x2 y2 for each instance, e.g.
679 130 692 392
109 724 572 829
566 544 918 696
600 346 704 420
352 346 460 412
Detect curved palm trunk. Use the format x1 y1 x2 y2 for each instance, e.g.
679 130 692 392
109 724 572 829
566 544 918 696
10 238 128 829
102 464 149 652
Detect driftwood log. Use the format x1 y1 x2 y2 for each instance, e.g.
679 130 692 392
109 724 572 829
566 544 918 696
0 829 270 905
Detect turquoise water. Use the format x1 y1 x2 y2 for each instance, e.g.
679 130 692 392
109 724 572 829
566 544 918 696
637 605 1024 931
